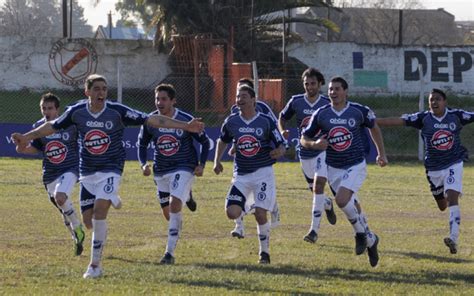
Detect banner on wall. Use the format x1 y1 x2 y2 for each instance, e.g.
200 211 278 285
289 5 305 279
0 123 376 162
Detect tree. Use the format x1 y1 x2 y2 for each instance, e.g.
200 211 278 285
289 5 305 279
110 0 339 61
0 0 92 37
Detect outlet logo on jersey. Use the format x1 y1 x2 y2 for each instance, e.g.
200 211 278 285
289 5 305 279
431 130 454 150
328 126 353 151
237 135 260 157
300 116 312 129
84 129 110 155
45 140 68 164
156 135 180 156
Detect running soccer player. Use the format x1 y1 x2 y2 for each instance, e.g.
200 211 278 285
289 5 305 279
301 76 387 267
14 93 85 256
214 85 286 264
278 68 337 244
228 78 282 239
11 74 204 279
137 83 210 264
376 88 473 254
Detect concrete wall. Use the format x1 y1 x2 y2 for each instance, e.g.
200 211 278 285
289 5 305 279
0 36 170 90
288 42 474 95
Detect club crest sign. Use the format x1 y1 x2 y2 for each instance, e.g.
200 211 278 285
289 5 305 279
49 38 98 86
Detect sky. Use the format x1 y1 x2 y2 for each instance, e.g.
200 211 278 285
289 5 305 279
78 0 473 29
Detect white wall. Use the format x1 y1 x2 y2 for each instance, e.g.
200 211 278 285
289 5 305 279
0 36 170 90
288 42 474 95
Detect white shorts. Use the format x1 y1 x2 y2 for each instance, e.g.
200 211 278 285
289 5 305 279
327 161 367 194
300 151 328 184
80 172 122 209
45 172 78 198
154 171 195 203
227 166 276 212
427 162 463 196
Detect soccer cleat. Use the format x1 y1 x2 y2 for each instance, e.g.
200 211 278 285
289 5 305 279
259 252 271 264
303 230 318 244
186 193 197 212
325 198 337 225
160 252 175 264
73 225 85 256
367 234 379 267
444 237 458 254
83 265 103 279
230 225 245 239
355 232 367 255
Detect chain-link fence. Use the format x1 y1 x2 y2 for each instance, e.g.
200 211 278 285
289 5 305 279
2 64 474 161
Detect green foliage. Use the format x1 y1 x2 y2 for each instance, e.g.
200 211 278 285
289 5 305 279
1 159 474 294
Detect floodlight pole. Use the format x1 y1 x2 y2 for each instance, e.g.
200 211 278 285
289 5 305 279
62 0 68 38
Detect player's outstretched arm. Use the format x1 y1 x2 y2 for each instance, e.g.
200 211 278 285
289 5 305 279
369 123 388 167
213 139 228 175
15 144 40 155
278 116 290 141
147 115 204 133
300 134 328 151
11 122 57 147
376 117 405 127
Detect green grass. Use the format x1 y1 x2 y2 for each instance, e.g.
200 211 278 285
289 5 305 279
1 158 473 294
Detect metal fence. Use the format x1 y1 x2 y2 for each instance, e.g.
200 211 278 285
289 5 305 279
2 66 474 161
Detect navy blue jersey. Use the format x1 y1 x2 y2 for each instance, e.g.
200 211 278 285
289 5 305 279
280 94 330 159
303 102 375 169
31 118 79 185
137 108 210 176
231 100 278 124
402 109 474 170
220 112 285 175
52 100 148 176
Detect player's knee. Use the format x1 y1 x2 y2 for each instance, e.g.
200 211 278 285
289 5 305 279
314 178 326 194
169 197 182 213
226 205 241 220
54 192 68 206
254 208 267 225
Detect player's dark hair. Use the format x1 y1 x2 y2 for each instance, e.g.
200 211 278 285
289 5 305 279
85 74 107 90
155 84 176 99
238 85 256 98
40 92 60 109
238 77 254 89
330 76 348 90
431 88 446 100
302 68 325 85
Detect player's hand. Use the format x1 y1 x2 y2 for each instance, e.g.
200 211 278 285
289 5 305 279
194 165 204 177
141 164 151 176
376 155 388 167
11 133 28 148
313 135 328 150
228 144 237 157
213 162 223 175
186 118 205 133
270 145 285 159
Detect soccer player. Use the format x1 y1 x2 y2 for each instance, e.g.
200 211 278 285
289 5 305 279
137 84 210 264
14 93 85 256
228 78 282 239
376 88 473 254
301 76 387 267
214 85 286 264
278 68 337 244
11 74 204 279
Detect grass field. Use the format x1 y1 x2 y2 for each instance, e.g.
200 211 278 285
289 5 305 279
1 158 474 295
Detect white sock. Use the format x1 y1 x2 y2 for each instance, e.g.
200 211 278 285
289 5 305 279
59 198 81 228
359 212 376 247
257 222 270 254
323 196 332 211
340 197 365 233
91 219 107 266
449 205 461 243
235 212 245 228
310 194 325 232
165 212 182 256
